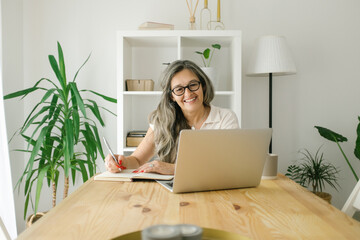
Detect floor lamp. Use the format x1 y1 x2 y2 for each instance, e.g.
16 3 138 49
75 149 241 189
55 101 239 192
247 35 296 154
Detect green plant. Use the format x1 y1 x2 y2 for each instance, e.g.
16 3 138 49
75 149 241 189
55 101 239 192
315 118 360 182
195 43 221 67
286 147 340 193
4 42 116 219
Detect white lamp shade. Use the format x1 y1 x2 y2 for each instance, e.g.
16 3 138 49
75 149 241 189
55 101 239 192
247 35 296 76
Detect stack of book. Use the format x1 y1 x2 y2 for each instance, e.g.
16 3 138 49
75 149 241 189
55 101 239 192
138 21 174 30
126 131 147 147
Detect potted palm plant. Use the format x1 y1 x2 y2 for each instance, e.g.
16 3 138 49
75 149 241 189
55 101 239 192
195 43 221 89
286 147 340 204
4 42 116 223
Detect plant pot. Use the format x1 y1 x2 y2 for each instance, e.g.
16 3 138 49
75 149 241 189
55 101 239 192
26 212 47 228
201 67 219 90
314 192 332 204
262 153 278 179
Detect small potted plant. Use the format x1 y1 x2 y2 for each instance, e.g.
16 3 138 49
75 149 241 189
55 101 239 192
286 147 340 204
195 43 221 89
195 43 221 67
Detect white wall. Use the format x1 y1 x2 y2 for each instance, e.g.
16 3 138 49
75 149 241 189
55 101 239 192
0 0 18 238
2 0 360 234
1 0 25 235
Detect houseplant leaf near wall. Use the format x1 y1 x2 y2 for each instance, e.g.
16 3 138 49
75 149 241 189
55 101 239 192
195 43 221 89
286 147 340 204
315 120 360 182
4 42 116 222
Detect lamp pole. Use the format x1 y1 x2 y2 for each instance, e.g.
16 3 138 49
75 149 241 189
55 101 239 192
269 72 272 154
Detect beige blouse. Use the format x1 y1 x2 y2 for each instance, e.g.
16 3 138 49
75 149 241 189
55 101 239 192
150 105 239 130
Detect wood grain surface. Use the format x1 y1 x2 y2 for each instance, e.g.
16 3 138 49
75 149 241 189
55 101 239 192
17 174 360 240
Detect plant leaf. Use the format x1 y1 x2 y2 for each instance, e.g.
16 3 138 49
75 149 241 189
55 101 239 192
71 166 76 186
72 110 80 143
48 55 65 91
57 42 67 84
73 53 91 82
48 91 59 120
34 165 50 214
82 90 117 103
3 87 39 100
314 126 348 142
23 193 30 220
93 125 104 159
70 82 87 117
77 160 89 182
86 100 104 126
354 116 360 160
22 105 51 136
212 44 221 50
26 126 48 181
203 48 210 59
64 119 74 177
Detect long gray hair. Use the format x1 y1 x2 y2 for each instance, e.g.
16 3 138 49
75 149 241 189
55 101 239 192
149 60 215 163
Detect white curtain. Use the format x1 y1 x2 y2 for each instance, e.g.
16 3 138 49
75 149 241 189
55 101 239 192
0 0 18 238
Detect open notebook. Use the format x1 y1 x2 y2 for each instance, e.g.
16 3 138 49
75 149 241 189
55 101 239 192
94 169 174 182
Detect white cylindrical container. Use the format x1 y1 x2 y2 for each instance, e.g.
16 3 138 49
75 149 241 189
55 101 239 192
262 153 278 180
201 67 218 90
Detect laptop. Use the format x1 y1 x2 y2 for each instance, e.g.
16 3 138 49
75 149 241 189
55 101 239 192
157 128 272 193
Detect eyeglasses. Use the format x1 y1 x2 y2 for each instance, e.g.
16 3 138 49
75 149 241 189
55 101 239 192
171 81 201 96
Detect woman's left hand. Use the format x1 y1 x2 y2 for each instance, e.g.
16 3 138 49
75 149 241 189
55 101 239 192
134 160 174 175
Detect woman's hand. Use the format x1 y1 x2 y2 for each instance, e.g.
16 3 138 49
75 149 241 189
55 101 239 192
134 160 175 175
104 154 126 173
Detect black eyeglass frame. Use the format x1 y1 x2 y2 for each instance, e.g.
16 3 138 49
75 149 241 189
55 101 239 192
170 80 201 96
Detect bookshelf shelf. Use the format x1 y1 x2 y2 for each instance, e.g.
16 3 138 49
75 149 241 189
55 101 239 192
117 30 242 153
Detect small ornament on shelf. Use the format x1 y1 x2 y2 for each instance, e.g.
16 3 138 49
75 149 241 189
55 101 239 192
200 0 211 30
186 0 200 30
207 0 225 30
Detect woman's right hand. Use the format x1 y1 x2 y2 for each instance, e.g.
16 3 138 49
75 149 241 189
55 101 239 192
104 154 126 173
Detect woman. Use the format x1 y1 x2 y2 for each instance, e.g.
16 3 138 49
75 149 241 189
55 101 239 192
105 60 239 175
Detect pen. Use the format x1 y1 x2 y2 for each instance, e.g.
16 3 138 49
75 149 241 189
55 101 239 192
103 137 122 170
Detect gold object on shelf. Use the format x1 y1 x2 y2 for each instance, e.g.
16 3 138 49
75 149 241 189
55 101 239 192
200 0 211 30
207 0 225 30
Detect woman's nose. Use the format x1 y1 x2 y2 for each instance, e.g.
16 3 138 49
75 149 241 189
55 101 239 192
184 87 192 96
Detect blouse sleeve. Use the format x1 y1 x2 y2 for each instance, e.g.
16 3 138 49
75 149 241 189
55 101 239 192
220 109 239 129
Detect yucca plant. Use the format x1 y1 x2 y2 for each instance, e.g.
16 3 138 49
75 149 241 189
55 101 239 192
4 42 116 219
286 147 340 193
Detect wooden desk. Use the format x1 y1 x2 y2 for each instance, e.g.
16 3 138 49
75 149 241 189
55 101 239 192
18 174 360 239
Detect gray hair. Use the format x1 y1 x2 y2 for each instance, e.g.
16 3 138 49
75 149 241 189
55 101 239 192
149 60 215 163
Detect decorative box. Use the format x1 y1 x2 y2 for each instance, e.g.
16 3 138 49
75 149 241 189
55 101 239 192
126 79 154 91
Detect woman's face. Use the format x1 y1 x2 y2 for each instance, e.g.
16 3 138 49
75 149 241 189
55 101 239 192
170 69 204 114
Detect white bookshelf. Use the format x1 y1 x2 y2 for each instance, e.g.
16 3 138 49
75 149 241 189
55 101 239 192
117 30 242 154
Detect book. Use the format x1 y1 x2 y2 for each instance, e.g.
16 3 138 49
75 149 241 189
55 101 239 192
127 130 147 137
127 131 146 147
126 136 144 147
94 169 174 182
138 21 174 30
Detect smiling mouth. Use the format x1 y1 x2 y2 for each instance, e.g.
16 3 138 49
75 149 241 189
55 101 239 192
184 97 197 103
